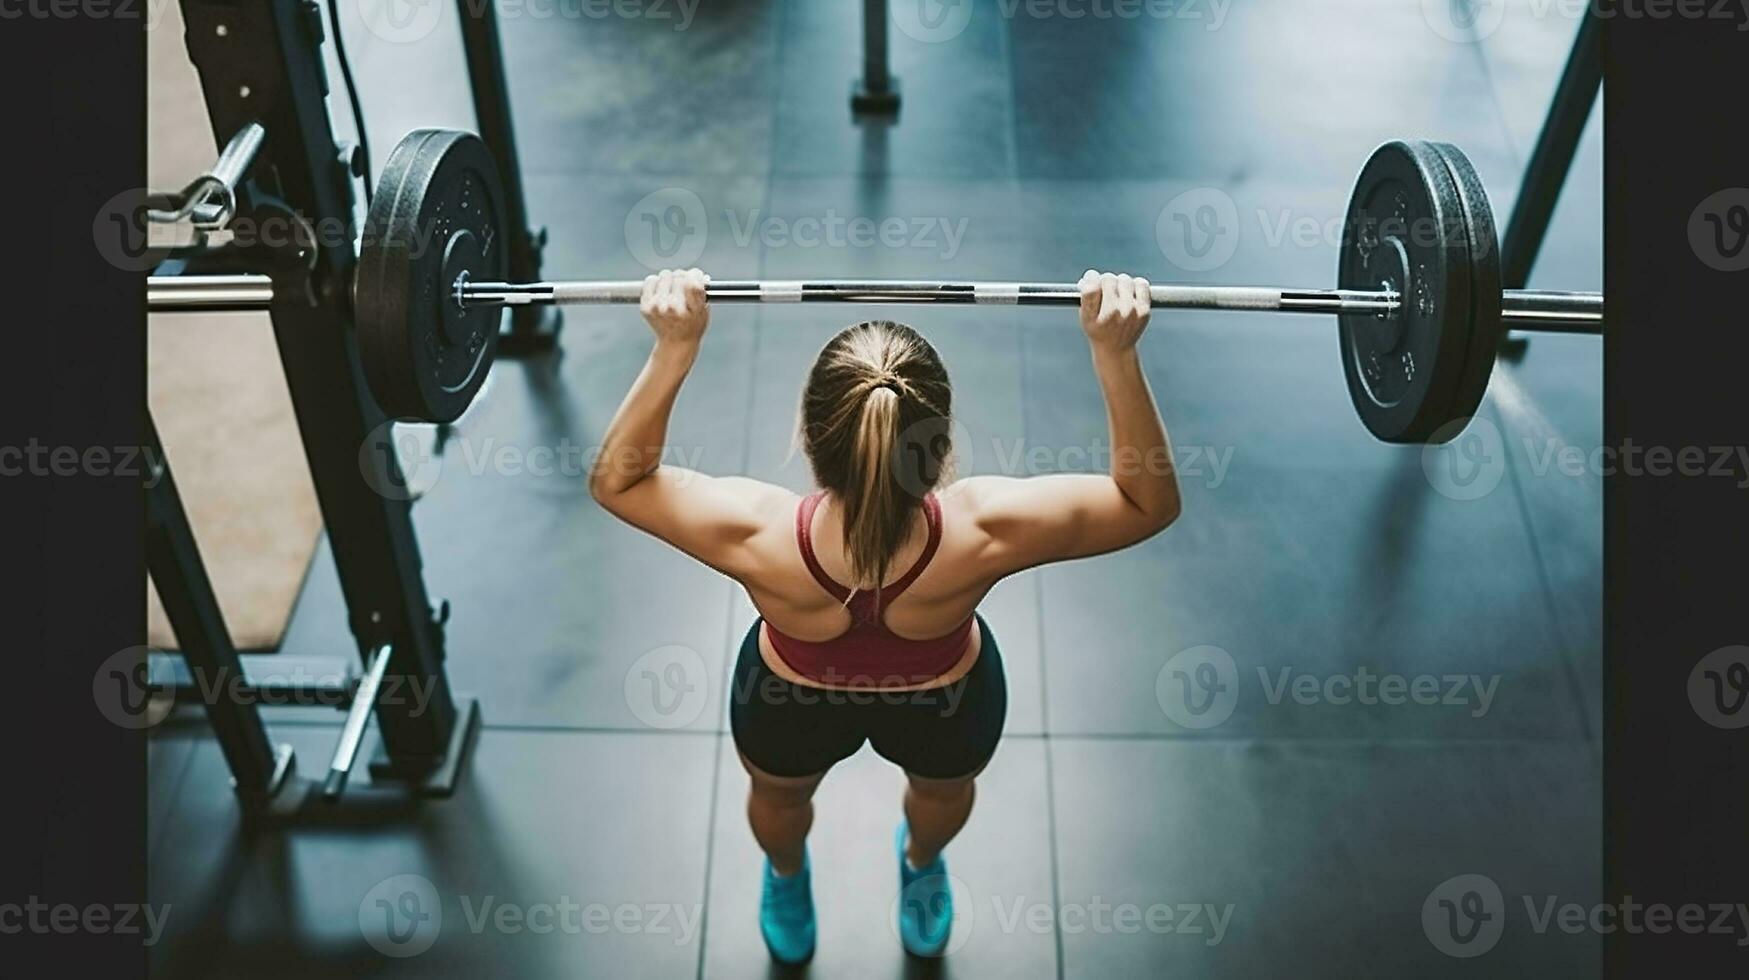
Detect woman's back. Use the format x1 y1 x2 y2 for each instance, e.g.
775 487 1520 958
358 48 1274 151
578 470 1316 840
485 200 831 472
737 484 996 648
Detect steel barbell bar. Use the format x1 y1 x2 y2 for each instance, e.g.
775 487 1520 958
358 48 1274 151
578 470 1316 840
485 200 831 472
148 273 1603 333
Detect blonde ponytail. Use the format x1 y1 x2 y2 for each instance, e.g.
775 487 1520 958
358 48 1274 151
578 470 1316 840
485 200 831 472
799 321 953 594
844 385 906 590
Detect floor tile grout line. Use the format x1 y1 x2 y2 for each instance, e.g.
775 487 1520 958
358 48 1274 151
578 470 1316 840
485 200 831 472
1036 571 1066 980
145 738 199 864
1463 22 1521 166
693 8 791 977
1488 396 1602 757
995 0 1020 180
1008 731 1600 746
1023 313 1066 979
174 718 1600 746
692 700 728 980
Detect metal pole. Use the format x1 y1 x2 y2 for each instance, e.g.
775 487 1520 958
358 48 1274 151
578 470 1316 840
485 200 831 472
852 0 901 114
1501 8 1602 289
454 0 560 351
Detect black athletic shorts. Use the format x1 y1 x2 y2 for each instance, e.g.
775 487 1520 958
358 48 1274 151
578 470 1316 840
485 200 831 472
729 614 1007 780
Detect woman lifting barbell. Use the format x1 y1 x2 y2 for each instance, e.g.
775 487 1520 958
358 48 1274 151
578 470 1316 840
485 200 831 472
588 267 1182 963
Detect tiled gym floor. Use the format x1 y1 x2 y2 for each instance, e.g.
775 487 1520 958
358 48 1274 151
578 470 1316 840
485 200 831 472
147 0 1603 976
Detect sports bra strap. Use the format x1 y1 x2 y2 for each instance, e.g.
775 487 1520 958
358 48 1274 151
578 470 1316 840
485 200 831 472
883 493 942 598
794 492 942 605
795 492 850 602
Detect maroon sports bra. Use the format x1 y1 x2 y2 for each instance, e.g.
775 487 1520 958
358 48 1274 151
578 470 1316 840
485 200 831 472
764 492 975 684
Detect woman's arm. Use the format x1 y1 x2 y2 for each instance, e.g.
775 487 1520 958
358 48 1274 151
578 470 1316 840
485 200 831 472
961 270 1182 573
589 269 791 577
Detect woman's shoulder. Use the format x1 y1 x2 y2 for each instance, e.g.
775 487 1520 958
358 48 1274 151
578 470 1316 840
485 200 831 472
717 477 803 519
933 476 1013 519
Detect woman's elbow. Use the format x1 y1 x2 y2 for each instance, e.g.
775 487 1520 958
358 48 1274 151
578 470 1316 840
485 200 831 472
1139 489 1182 538
587 468 624 506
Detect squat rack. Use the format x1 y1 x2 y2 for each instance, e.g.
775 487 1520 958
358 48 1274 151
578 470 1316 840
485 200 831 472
146 0 551 814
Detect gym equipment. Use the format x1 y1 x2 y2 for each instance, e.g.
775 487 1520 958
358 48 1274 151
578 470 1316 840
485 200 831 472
146 120 266 230
1502 5 1601 292
354 129 508 430
161 0 490 818
148 129 1604 439
852 0 901 115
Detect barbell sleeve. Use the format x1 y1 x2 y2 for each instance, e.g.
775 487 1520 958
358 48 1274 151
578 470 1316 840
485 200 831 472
147 274 277 311
147 274 1604 332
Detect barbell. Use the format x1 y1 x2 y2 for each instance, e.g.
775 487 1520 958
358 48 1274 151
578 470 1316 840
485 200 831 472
147 128 1604 443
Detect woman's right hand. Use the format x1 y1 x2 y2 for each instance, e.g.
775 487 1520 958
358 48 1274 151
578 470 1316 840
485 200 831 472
1078 270 1152 353
640 268 711 347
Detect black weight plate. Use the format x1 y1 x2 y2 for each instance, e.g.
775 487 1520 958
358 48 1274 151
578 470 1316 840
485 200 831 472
356 129 506 423
1337 140 1473 443
1427 141 1503 444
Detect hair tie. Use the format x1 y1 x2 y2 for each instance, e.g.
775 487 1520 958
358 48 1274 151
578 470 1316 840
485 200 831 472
867 371 903 397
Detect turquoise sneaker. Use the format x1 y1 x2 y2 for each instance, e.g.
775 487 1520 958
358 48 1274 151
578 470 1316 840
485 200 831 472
895 822 953 957
759 852 816 964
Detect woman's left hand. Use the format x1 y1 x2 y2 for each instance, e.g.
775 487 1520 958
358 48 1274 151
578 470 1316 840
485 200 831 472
640 268 710 345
